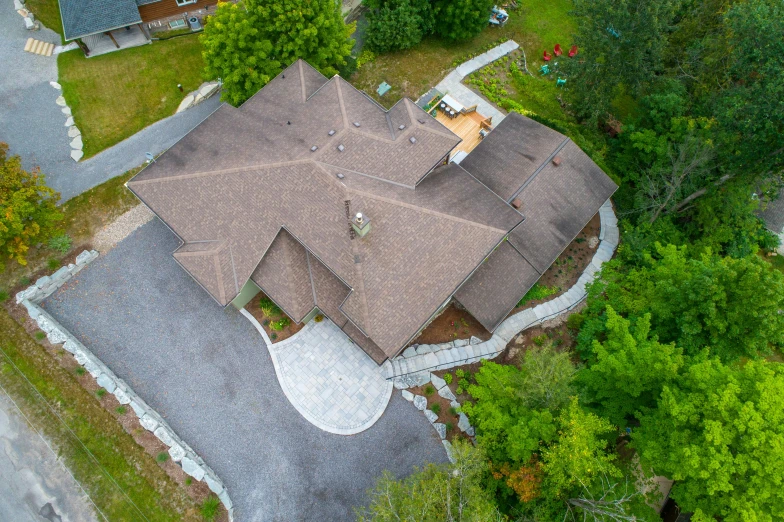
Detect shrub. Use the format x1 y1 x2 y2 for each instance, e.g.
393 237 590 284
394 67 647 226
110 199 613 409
424 384 435 396
445 421 454 431
314 314 324 323
270 333 278 340
200 495 221 521
430 403 441 415
115 406 127 415
516 283 560 307
458 377 470 390
270 317 291 331
19 276 30 286
449 406 458 416
0 290 9 303
96 389 106 398
443 373 453 385
263 319 270 326
356 49 376 69
75 367 85 376
48 233 72 254
47 258 60 270
185 477 192 486
566 312 585 331
259 298 282 318
455 369 466 379
533 334 548 346
35 331 46 340
456 386 463 394
156 452 169 463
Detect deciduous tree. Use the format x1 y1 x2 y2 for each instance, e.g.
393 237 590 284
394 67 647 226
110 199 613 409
432 0 494 41
0 143 62 267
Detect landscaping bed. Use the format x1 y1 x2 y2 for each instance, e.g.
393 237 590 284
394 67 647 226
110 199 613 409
507 212 600 315
244 293 304 343
410 303 491 346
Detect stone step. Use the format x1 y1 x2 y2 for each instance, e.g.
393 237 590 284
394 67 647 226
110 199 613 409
24 38 54 56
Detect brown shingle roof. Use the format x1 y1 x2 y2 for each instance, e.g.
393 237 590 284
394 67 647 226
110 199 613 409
128 62 617 363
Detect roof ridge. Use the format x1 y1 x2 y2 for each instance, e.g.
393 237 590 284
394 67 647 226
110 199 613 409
212 252 227 304
402 98 460 141
345 187 509 235
128 159 313 186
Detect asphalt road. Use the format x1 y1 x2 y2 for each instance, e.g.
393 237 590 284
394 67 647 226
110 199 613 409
0 390 99 522
0 0 222 202
43 219 447 521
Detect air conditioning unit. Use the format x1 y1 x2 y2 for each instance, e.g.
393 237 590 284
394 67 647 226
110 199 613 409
188 17 202 31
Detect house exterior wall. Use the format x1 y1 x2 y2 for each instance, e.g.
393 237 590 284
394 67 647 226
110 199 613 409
138 0 219 23
231 280 262 310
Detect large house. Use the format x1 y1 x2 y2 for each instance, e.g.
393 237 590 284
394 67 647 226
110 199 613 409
127 60 617 364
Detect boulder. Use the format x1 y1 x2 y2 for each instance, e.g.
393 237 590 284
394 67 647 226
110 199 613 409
55 96 66 107
14 0 25 10
168 443 186 462
458 413 471 433
69 135 83 150
64 117 74 127
70 149 83 162
74 350 88 365
466 426 475 437
153 426 175 446
199 82 220 99
437 386 456 402
218 489 233 511
588 236 599 249
514 334 524 345
16 286 39 304
433 422 447 439
67 126 80 138
401 390 414 402
83 360 101 378
114 387 131 405
22 301 40 320
469 336 482 345
204 473 224 495
75 250 95 265
450 400 460 410
424 409 438 423
392 378 409 390
140 414 158 432
35 275 52 289
49 81 61 89
442 440 455 463
453 339 469 347
52 266 70 281
176 94 195 113
413 395 427 411
36 315 54 333
416 344 433 355
24 17 36 30
181 457 206 481
61 107 71 115
401 346 418 358
129 400 146 418
47 327 68 344
96 374 116 393
63 339 79 354
430 373 447 390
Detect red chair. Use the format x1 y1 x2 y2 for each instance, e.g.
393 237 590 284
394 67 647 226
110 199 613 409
543 50 552 61
568 45 578 58
554 44 563 56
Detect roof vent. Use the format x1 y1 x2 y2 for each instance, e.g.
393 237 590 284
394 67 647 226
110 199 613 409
336 173 345 179
337 144 345 152
409 136 417 144
398 124 406 130
511 198 523 210
282 74 285 78
352 212 371 238
287 121 291 125
552 156 561 166
328 129 336 136
353 122 361 127
310 145 318 152
417 119 426 124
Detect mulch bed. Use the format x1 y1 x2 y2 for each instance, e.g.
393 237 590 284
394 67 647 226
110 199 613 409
409 303 492 347
244 292 304 343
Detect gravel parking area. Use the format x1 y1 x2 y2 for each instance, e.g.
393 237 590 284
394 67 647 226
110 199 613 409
42 218 447 521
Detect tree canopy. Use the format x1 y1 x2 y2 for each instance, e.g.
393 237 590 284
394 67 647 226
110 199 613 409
0 143 62 267
432 0 494 41
201 0 355 105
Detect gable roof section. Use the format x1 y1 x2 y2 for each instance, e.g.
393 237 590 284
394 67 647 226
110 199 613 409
459 113 566 201
456 115 618 331
60 0 142 41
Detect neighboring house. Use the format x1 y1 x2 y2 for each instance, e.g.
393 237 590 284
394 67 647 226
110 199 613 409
759 192 784 254
127 60 617 364
58 0 217 56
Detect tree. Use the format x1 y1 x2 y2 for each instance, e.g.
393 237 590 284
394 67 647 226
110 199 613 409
564 0 679 123
576 244 784 362
364 0 426 54
432 0 494 41
541 398 620 499
516 343 576 411
633 359 784 521
578 307 684 425
0 143 62 267
201 0 355 105
356 440 503 521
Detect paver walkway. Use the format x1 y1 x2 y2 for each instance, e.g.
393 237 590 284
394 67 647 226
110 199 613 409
41 218 447 521
248 317 393 435
435 40 518 125
0 1 222 201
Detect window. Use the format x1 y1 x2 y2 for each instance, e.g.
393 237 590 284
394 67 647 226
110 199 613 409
175 0 197 6
169 18 187 29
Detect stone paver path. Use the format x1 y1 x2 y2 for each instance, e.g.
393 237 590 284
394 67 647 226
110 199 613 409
435 40 519 125
252 318 393 435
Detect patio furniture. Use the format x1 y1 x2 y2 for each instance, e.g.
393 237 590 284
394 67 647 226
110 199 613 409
377 82 392 96
540 64 550 75
556 77 566 87
543 50 552 61
554 44 563 56
568 45 578 57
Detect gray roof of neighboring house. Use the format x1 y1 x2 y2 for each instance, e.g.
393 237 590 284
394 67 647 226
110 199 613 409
455 114 618 331
128 62 617 362
760 191 784 234
59 0 142 41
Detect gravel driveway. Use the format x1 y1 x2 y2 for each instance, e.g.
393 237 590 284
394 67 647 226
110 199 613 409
42 219 446 521
0 1 221 201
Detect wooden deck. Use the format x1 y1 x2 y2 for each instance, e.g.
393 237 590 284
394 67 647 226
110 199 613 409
435 110 490 157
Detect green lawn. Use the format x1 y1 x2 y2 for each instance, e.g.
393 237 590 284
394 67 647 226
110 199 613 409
24 0 63 40
351 0 576 107
0 310 203 521
58 34 206 158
